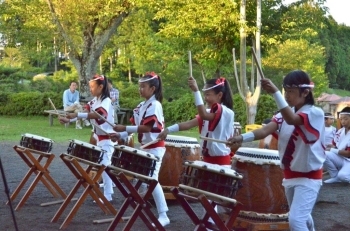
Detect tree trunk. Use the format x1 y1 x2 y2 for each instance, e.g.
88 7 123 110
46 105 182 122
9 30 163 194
247 0 262 124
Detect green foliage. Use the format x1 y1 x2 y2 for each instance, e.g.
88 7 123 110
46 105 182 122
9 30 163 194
256 94 278 124
263 39 328 97
163 93 197 124
233 94 247 127
118 83 141 109
0 92 63 116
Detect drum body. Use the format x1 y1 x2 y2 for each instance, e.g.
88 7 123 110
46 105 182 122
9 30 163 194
231 122 242 154
231 147 288 217
181 160 242 198
258 134 278 150
67 139 103 163
20 133 53 153
158 135 200 187
111 145 158 176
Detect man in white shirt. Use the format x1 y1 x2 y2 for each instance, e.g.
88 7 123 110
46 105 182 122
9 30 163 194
63 81 90 129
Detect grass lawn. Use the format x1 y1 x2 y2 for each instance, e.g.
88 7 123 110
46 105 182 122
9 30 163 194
0 116 199 142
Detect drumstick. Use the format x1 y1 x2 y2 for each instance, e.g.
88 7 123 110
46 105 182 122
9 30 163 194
93 123 110 136
251 47 265 79
48 98 58 113
140 139 160 149
91 109 115 128
188 51 193 77
199 136 229 144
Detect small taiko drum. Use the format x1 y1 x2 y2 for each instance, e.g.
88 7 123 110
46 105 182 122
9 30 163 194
111 145 158 177
67 139 104 163
180 160 242 202
258 134 278 150
158 135 201 188
20 133 54 153
231 147 288 221
231 122 242 154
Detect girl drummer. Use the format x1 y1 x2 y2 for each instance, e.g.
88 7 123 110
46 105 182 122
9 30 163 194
158 76 234 167
228 70 325 231
59 74 117 202
112 72 170 227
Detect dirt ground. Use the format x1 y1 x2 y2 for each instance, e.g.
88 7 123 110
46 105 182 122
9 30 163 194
1 141 350 231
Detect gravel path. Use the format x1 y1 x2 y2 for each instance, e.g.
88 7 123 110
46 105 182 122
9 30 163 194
0 141 349 231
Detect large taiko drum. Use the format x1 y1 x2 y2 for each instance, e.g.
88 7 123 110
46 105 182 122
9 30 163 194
20 133 54 153
231 147 288 222
258 134 278 150
158 135 201 188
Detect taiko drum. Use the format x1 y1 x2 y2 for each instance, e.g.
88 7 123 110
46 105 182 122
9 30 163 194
231 147 288 215
158 135 200 187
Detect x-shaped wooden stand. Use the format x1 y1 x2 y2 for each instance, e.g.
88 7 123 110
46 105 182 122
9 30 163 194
51 154 117 229
171 185 242 231
103 166 165 231
7 145 66 211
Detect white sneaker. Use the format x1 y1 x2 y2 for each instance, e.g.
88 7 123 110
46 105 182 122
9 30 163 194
324 177 341 183
84 120 91 126
75 125 82 129
138 185 148 197
152 217 170 227
93 198 112 204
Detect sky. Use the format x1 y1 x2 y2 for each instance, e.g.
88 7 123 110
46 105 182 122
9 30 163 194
283 0 350 26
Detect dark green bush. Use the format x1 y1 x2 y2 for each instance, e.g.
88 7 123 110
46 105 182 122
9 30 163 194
0 92 63 116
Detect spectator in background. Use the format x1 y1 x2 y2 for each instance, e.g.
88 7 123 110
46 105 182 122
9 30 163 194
107 79 120 112
324 112 336 148
63 81 90 129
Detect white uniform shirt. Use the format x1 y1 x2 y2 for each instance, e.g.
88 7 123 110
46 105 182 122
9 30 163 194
273 104 326 173
197 103 234 157
131 95 164 145
333 127 350 158
324 126 336 146
87 96 115 144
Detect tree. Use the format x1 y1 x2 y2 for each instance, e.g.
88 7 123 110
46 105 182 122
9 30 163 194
263 39 328 97
0 0 134 94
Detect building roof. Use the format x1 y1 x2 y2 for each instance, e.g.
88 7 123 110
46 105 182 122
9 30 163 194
317 93 342 102
329 96 350 105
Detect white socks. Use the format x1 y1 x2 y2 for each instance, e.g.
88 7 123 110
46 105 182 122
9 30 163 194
157 212 170 227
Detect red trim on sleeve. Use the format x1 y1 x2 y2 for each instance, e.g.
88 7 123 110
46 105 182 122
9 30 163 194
130 116 135 125
94 107 108 125
208 103 222 131
294 113 319 144
142 115 157 126
85 104 91 111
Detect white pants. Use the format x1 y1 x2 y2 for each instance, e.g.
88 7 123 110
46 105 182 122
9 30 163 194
324 151 350 182
98 141 114 198
283 178 321 231
143 147 168 214
65 104 84 126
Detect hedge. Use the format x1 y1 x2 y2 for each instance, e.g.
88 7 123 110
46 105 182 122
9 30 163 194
0 91 277 127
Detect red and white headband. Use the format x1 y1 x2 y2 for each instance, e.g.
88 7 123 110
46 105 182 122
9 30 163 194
202 77 226 91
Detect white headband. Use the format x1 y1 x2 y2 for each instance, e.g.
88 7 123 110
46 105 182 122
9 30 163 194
339 112 350 115
202 82 224 92
283 83 315 88
325 116 334 119
139 75 158 83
